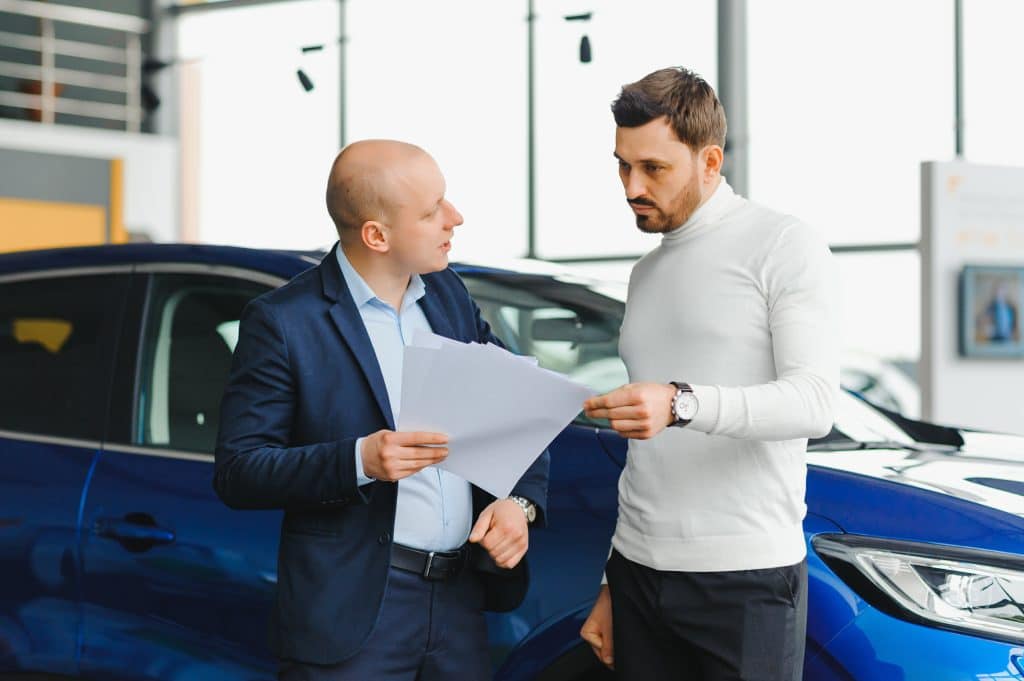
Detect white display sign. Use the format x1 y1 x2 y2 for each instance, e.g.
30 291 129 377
921 161 1024 434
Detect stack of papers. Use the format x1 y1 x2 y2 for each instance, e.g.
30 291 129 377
397 330 597 497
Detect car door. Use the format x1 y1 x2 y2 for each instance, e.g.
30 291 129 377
0 268 129 677
458 272 627 655
78 266 283 681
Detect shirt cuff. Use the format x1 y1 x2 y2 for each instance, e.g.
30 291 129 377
353 437 376 486
688 384 721 433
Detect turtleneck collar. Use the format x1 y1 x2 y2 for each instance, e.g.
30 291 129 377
660 177 742 245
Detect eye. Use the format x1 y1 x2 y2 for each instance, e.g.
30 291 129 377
645 164 662 174
618 160 630 172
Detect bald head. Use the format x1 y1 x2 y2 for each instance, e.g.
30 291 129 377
325 139 434 242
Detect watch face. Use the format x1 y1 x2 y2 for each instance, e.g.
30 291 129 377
674 392 699 420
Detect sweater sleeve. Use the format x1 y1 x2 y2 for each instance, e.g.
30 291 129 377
687 220 839 441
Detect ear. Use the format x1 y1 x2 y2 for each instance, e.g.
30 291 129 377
361 220 390 254
701 145 724 182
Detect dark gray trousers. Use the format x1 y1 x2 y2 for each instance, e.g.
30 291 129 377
278 566 491 681
606 549 807 681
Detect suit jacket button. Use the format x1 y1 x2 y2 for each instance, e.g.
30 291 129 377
378 532 391 545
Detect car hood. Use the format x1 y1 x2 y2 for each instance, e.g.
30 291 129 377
808 431 1024 518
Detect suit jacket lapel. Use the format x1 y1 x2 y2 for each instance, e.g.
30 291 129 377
321 247 395 430
418 282 457 340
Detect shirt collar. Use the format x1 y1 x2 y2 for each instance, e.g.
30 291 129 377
335 244 426 310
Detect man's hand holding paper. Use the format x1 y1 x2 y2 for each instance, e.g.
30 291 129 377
359 429 449 482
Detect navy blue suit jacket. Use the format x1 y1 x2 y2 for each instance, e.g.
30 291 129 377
214 246 550 665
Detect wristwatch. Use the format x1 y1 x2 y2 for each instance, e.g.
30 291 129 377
508 495 537 524
669 381 699 427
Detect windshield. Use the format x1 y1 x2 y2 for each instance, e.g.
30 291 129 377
461 272 628 396
829 392 916 446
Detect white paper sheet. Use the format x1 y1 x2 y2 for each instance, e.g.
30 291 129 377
398 331 596 498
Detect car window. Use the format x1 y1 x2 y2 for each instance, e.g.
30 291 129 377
137 274 270 454
461 273 627 427
0 273 125 440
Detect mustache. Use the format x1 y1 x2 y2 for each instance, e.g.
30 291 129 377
627 198 656 208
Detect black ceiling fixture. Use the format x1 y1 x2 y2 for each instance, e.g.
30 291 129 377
564 12 593 63
141 57 172 112
296 43 326 92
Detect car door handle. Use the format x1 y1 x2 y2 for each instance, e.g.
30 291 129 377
93 513 176 552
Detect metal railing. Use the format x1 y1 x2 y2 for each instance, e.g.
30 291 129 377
0 0 149 131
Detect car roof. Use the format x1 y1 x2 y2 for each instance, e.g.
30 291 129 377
0 243 589 283
0 243 324 280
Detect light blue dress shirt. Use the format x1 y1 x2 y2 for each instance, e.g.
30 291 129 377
339 247 474 551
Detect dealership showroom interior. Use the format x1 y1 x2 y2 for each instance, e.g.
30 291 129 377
3 0 1024 680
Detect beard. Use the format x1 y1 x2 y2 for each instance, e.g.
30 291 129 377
632 174 703 234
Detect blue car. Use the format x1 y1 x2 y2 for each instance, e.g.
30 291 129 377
1 244 1023 681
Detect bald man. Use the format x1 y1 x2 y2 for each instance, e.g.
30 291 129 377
214 140 550 681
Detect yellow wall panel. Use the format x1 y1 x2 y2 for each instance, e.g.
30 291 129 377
0 198 106 252
109 157 127 244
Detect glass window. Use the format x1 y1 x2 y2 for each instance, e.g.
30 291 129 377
176 0 340 249
138 274 269 454
748 0 954 246
346 0 715 262
964 0 1024 166
461 273 626 425
346 0 530 261
0 274 125 439
834 250 921 418
531 0 717 260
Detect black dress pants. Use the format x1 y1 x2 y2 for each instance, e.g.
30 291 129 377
606 549 807 681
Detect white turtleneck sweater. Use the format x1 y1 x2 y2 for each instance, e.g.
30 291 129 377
611 179 839 573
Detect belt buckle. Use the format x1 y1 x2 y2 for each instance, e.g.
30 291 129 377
422 551 436 580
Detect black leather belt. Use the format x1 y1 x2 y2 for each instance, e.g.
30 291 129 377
390 542 469 582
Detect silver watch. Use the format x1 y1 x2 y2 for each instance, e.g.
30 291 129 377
670 381 699 427
508 495 537 524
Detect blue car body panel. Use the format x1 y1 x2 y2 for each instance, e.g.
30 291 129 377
805 607 1024 681
0 440 98 677
78 451 280 680
2 244 1023 680
806 464 1024 553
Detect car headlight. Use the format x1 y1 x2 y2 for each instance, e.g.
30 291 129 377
814 534 1024 644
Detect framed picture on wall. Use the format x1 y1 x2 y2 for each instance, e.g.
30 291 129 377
959 265 1024 357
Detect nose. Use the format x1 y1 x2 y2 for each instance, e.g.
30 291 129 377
444 200 464 228
622 169 646 200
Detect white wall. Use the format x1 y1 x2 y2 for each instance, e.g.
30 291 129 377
0 119 179 242
921 161 1024 434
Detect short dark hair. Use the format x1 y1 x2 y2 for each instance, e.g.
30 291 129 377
611 67 727 150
